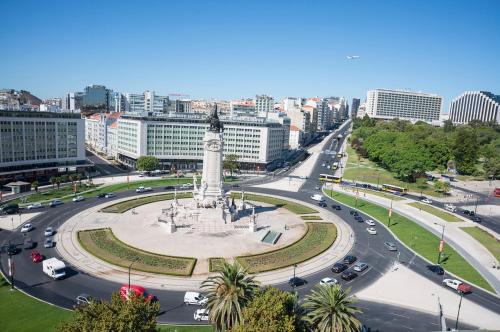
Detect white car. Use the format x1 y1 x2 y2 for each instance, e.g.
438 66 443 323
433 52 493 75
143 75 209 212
366 227 377 235
184 292 208 306
365 219 376 226
421 198 432 204
444 203 456 212
105 193 116 198
319 277 338 286
353 262 368 272
322 163 326 167
136 186 152 193
27 202 43 210
310 194 324 202
72 196 85 202
44 227 54 237
21 223 33 233
194 308 210 321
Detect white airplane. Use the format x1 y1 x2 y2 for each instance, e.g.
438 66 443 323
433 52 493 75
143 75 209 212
346 55 360 60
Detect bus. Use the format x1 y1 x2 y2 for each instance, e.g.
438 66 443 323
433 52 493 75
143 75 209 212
381 184 408 195
319 174 342 183
494 188 500 198
331 162 339 170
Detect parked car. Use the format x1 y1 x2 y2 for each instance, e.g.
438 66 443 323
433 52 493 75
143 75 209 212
421 198 432 204
72 196 85 202
366 227 377 235
44 238 54 248
443 279 472 293
353 262 369 272
428 265 444 275
331 263 348 273
288 277 307 287
184 292 208 306
27 202 43 210
365 219 376 226
318 202 327 207
341 271 358 281
30 250 43 263
23 238 35 249
194 308 210 321
343 255 357 265
105 193 116 198
75 293 95 307
384 242 397 251
21 223 33 233
119 285 156 302
319 277 338 286
49 199 63 207
97 193 106 198
44 227 54 237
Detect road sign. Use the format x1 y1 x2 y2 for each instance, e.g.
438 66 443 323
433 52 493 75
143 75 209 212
439 240 445 252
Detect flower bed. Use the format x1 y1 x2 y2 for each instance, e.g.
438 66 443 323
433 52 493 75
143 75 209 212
78 228 196 276
208 257 226 272
100 192 193 213
236 222 336 273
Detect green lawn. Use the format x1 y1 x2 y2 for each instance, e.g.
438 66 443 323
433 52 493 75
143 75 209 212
158 325 212 332
346 187 405 201
10 183 97 205
344 143 441 197
300 215 323 220
101 192 193 213
324 189 494 292
408 202 463 223
231 192 318 215
460 227 500 261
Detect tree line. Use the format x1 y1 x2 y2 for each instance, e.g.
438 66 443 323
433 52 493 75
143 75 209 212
351 116 500 182
59 261 362 332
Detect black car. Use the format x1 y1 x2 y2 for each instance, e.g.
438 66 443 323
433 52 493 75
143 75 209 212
355 216 363 222
97 193 106 198
232 184 240 188
332 205 341 210
0 203 19 215
427 265 444 275
288 277 307 287
343 255 357 265
473 216 482 223
6 244 20 255
349 210 356 215
164 186 175 190
24 238 35 249
331 263 348 273
463 210 475 216
341 271 358 281
318 202 327 207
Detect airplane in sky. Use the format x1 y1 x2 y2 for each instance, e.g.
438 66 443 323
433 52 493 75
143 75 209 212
346 55 360 60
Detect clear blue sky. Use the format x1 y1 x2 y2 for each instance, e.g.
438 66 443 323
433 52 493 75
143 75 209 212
1 0 499 111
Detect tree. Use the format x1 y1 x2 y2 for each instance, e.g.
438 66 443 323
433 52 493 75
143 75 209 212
233 287 304 332
76 173 83 185
50 176 57 189
443 119 454 133
55 177 61 190
60 174 69 184
441 181 450 194
302 284 361 332
223 154 239 176
136 156 160 172
57 292 159 332
31 180 39 193
452 127 479 175
201 261 260 331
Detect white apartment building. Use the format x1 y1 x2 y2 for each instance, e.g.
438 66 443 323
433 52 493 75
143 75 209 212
230 100 256 118
125 91 169 113
0 111 87 184
117 113 287 171
289 125 303 149
449 91 500 124
85 113 121 158
366 89 442 122
255 95 275 116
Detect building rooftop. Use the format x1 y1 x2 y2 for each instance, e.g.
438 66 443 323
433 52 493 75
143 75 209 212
0 110 82 119
371 89 441 98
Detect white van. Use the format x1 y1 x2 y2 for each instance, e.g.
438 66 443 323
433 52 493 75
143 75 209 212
194 308 210 321
43 258 66 279
184 292 208 306
310 194 325 202
444 204 456 212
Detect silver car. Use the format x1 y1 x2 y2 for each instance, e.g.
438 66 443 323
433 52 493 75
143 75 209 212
353 262 368 272
44 238 54 248
384 242 397 251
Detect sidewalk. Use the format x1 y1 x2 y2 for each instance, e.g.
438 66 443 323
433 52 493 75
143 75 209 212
330 184 500 294
55 192 354 291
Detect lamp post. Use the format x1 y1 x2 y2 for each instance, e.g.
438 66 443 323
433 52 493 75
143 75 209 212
434 223 445 264
292 264 298 293
128 258 139 291
388 199 393 227
455 290 464 331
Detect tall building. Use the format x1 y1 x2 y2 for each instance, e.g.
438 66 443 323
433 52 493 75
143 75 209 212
351 98 360 118
116 112 287 171
255 95 275 117
85 112 122 157
230 100 256 118
449 91 500 124
125 91 169 113
0 111 88 185
62 92 84 112
82 85 112 112
366 89 442 122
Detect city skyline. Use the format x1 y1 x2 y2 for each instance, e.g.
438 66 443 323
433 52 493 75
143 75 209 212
1 0 499 108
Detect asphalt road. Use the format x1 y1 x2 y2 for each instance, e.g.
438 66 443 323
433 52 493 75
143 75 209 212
86 150 127 176
0 121 496 331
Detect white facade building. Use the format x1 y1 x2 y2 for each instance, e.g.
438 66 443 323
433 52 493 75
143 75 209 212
366 89 442 122
230 100 256 118
85 113 121 158
255 95 275 116
449 91 500 124
288 125 303 149
125 91 169 113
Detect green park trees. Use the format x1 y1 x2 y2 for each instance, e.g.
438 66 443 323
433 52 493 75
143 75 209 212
136 156 160 172
223 154 239 176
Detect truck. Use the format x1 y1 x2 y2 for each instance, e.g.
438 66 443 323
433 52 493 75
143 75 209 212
442 278 472 293
42 258 66 280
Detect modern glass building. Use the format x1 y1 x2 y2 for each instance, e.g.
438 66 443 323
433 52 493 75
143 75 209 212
449 91 500 124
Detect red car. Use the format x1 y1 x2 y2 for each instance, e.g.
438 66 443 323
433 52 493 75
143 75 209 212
31 250 42 263
120 285 156 302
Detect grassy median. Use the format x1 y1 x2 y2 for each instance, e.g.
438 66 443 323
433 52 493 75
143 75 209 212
101 192 193 213
237 222 337 273
231 192 318 215
408 202 463 222
460 227 500 262
324 189 493 292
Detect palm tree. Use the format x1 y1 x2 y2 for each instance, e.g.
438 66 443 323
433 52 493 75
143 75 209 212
31 180 39 193
50 176 57 189
302 284 362 332
201 261 260 331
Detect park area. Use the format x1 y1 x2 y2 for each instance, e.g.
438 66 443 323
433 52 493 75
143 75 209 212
408 202 463 222
460 227 500 262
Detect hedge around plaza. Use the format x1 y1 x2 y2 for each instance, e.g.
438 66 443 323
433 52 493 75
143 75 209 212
78 228 196 276
300 215 322 220
208 257 226 272
100 192 193 213
236 222 337 274
230 192 318 215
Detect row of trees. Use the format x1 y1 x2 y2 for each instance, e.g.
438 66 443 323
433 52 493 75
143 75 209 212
352 116 500 181
59 262 362 332
48 173 84 190
135 155 241 176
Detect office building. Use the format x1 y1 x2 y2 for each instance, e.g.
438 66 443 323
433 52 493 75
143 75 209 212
449 91 500 124
62 92 84 112
230 100 256 118
351 98 360 118
0 111 88 185
85 112 122 158
125 91 169 114
82 85 112 112
255 95 275 117
116 112 287 171
366 89 442 122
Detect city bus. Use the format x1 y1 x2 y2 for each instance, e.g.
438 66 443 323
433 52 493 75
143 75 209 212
381 184 408 195
319 174 342 183
494 187 500 198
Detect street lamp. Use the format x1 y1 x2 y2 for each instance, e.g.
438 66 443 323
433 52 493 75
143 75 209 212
455 290 464 330
128 258 139 291
291 264 298 293
434 223 446 265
